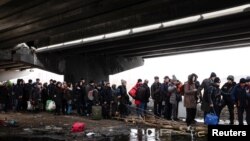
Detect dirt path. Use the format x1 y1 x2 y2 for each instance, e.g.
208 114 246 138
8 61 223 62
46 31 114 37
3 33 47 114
0 112 128 129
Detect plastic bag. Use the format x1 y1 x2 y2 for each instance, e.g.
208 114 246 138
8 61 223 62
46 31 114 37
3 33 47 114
27 101 33 110
46 100 56 111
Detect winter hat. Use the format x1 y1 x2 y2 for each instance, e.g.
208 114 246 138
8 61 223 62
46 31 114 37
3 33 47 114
164 76 170 79
121 79 126 84
239 78 246 83
246 76 250 82
154 76 159 80
227 75 234 81
172 75 177 81
210 72 217 78
214 77 221 83
137 79 142 83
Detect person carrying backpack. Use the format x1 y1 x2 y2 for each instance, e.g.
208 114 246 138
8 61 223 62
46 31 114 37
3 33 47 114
129 79 143 100
135 79 150 118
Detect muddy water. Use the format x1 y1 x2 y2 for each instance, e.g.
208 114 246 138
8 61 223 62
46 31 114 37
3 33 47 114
0 128 207 141
0 136 63 141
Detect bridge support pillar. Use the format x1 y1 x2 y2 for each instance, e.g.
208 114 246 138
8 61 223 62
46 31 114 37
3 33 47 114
38 54 144 83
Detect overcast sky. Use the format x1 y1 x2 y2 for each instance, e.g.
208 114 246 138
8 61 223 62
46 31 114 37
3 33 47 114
110 47 250 89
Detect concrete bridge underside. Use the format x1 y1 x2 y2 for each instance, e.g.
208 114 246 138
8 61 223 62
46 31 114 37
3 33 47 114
0 0 250 82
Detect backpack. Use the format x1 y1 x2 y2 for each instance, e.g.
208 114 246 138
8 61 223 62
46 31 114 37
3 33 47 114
180 83 191 96
179 85 185 96
136 86 146 100
129 86 137 99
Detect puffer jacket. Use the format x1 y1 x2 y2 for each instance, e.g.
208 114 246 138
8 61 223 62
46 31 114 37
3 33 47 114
168 83 177 104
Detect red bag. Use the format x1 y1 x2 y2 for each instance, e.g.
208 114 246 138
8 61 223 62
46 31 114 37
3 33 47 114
129 86 137 98
71 122 85 132
134 100 141 105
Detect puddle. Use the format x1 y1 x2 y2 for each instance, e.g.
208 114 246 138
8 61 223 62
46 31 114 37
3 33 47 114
0 136 64 141
0 128 207 141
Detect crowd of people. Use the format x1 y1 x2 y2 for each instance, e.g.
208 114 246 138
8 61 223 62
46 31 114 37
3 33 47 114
0 72 250 128
0 78 131 119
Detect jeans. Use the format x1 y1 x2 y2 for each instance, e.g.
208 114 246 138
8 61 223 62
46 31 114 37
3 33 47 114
137 102 145 117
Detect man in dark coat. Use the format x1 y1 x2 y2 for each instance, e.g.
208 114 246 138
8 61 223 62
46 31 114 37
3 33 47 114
111 84 119 117
74 81 86 116
135 79 150 118
142 80 150 115
117 80 130 117
101 82 112 119
220 75 236 125
151 76 162 117
13 79 24 112
202 77 222 122
231 78 247 125
161 76 171 119
48 79 56 100
54 82 63 115
199 72 217 100
24 79 33 110
85 81 95 116
246 77 250 125
0 82 9 113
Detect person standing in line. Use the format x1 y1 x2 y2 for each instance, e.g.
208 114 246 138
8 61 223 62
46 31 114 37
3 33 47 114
117 80 130 117
220 75 236 125
231 78 247 125
151 76 162 117
161 76 171 119
202 77 222 122
184 73 198 129
199 72 217 98
135 79 150 119
111 84 119 117
246 77 250 125
54 82 63 115
143 80 150 116
169 75 180 121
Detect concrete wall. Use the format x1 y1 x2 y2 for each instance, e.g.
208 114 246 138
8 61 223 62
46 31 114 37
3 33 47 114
64 54 144 83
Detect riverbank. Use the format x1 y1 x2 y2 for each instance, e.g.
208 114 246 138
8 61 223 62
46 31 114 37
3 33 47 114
0 112 133 140
0 112 210 141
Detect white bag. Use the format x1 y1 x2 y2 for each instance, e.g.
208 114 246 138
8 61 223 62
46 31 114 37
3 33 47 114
48 101 56 111
27 101 33 110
